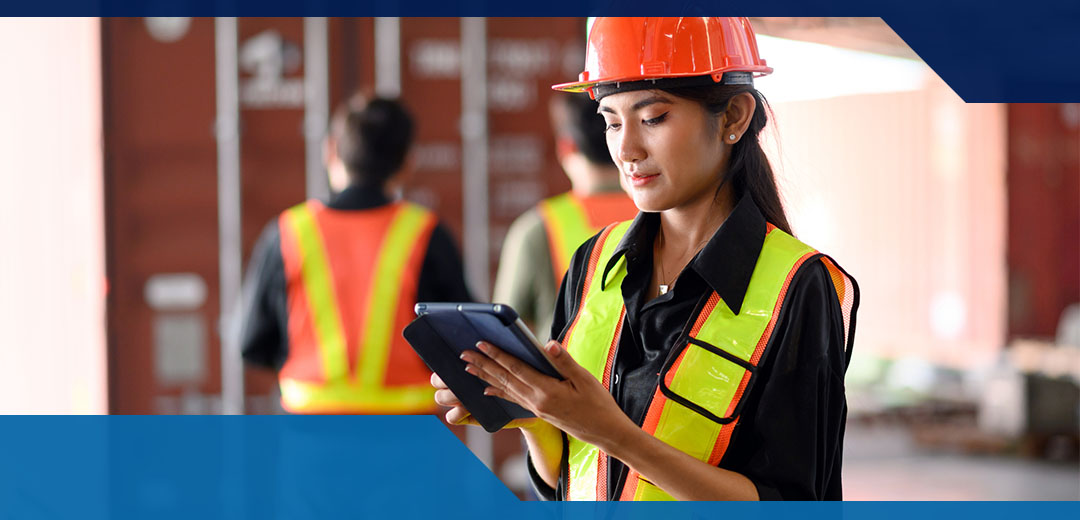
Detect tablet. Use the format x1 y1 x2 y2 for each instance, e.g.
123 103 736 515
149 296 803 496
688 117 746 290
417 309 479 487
402 303 562 432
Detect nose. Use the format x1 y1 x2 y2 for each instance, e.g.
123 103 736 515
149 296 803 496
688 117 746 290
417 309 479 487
613 124 646 165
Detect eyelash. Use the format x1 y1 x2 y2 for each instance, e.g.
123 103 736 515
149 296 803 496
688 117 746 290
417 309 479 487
604 112 668 133
644 112 668 126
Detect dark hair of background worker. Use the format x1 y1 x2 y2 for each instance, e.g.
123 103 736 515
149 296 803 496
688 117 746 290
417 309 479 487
326 95 414 191
492 92 638 340
240 93 473 415
555 92 619 179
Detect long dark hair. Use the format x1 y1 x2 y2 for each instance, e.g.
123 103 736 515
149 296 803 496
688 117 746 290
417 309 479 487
660 84 791 235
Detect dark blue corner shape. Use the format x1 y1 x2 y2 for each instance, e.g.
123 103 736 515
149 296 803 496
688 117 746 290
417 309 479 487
5 0 1080 101
0 416 1078 519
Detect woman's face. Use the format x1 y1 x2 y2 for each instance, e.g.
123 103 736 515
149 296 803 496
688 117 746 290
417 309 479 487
598 89 727 213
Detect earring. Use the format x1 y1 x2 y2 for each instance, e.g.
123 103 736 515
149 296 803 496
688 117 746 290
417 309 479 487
728 134 737 141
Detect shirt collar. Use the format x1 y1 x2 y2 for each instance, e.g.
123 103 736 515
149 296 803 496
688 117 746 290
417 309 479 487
327 182 391 210
602 194 766 315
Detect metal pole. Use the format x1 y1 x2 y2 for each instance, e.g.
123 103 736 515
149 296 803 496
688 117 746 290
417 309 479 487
374 17 402 98
215 17 244 415
460 16 493 469
304 17 330 201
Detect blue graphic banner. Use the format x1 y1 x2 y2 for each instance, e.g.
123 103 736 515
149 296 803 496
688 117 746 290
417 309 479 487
0 416 1077 518
2 1 1078 101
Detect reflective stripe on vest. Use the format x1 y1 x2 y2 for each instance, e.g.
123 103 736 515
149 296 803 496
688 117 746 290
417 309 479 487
537 192 638 287
562 222 819 500
538 193 594 285
277 200 438 414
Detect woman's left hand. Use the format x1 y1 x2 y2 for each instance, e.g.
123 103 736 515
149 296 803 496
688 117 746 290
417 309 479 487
461 340 636 449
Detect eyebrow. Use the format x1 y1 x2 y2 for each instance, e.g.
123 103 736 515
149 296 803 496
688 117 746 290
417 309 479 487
598 94 673 114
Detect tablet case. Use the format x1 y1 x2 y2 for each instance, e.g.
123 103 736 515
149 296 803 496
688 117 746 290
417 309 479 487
402 303 561 433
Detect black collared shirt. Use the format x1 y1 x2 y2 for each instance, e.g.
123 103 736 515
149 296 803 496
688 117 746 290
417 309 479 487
529 195 858 500
240 183 473 370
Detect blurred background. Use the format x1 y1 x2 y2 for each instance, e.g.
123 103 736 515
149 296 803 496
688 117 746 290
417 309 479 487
0 17 1076 500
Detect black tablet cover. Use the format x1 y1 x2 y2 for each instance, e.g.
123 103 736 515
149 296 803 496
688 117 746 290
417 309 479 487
402 303 561 433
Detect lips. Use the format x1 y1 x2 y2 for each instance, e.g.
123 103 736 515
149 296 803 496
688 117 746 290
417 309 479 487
627 172 659 187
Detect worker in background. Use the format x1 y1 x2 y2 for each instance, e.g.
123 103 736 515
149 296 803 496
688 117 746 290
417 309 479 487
240 94 472 414
492 93 638 338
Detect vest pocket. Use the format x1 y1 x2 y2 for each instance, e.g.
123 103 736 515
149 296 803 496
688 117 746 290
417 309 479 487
657 337 757 425
632 478 676 501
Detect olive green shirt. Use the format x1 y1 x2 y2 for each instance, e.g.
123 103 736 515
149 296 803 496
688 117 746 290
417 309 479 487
493 208 559 341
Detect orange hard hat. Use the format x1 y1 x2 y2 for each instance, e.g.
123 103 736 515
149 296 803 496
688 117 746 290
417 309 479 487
553 17 773 100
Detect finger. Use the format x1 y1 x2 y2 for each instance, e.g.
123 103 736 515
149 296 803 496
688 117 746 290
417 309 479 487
430 372 447 389
465 361 533 408
434 388 461 407
476 341 558 390
482 384 524 406
445 406 479 427
464 361 511 395
462 348 520 391
540 340 593 381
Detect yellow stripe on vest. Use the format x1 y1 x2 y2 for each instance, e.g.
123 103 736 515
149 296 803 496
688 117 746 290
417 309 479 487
357 203 433 390
538 193 593 278
279 379 435 414
284 204 349 382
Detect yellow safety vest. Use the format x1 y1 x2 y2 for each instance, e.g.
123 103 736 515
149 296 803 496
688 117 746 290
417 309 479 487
560 220 838 500
537 192 638 287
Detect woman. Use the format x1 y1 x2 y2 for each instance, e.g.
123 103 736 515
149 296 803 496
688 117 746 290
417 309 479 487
433 17 859 501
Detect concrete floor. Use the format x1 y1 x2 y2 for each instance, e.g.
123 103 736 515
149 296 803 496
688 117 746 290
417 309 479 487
843 424 1080 500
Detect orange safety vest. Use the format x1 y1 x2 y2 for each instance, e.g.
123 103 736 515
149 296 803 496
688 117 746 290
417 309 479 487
276 200 439 414
536 191 638 287
560 221 856 500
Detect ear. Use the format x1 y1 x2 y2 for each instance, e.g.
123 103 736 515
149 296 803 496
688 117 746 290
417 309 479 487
722 92 757 144
322 137 337 166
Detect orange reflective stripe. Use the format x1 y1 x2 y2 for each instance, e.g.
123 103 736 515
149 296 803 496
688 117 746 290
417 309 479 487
578 192 638 230
820 256 856 348
595 307 624 501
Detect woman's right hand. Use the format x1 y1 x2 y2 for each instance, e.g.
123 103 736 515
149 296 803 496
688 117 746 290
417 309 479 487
430 372 545 430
